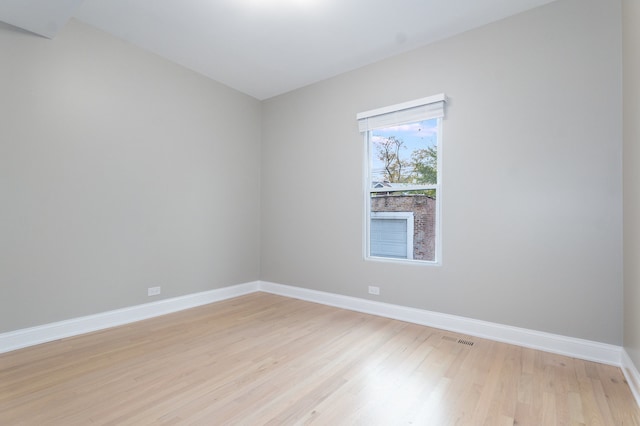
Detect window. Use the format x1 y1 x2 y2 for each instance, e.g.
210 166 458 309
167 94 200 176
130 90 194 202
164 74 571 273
357 94 445 264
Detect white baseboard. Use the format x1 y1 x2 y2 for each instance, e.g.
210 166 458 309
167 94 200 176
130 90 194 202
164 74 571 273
0 279 625 369
258 281 623 366
622 349 640 408
0 281 259 354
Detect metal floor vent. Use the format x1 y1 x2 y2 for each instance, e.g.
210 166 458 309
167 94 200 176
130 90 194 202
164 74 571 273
442 336 475 346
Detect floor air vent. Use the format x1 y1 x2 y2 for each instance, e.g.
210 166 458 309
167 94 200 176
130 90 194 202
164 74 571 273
441 336 475 346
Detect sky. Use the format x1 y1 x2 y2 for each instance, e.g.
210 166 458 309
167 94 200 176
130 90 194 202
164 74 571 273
370 118 439 183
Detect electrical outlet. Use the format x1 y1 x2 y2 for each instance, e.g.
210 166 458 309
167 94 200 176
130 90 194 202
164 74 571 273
148 286 161 296
368 286 380 295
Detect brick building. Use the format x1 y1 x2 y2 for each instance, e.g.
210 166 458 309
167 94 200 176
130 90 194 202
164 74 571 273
370 194 436 261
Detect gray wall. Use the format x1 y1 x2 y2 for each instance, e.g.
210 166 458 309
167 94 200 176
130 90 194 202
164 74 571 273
0 20 262 332
623 0 640 364
1 0 627 348
261 0 623 344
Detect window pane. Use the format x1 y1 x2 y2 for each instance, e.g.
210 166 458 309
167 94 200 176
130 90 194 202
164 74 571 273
370 190 436 261
370 119 438 189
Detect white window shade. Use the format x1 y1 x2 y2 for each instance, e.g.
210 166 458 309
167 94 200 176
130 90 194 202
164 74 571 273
357 93 446 132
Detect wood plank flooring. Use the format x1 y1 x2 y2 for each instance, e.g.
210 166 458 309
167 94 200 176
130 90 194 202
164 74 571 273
1 292 638 425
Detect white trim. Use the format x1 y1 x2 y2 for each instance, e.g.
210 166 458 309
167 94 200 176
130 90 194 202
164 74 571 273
357 94 446 120
258 281 622 366
0 282 259 354
363 131 370 262
0 280 625 369
435 119 443 264
370 184 438 193
622 349 640 408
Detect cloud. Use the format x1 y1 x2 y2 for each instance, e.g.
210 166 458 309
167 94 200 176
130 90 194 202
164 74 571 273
383 121 438 137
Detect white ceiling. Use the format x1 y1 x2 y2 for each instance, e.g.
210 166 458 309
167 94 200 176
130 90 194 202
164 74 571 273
1 0 558 100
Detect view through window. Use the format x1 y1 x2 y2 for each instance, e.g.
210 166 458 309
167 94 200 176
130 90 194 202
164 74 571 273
358 95 444 264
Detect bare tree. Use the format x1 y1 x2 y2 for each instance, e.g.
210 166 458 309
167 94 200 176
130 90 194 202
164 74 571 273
376 136 408 183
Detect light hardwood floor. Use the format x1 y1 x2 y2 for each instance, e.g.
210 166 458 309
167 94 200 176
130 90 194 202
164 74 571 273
1 292 638 425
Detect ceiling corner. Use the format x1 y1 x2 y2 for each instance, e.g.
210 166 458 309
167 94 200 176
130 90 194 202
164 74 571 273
0 0 85 38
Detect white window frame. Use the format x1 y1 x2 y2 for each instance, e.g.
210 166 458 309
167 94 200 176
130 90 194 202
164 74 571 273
358 94 445 265
370 211 414 260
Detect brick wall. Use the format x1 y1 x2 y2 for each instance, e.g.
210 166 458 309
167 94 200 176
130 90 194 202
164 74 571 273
371 194 436 261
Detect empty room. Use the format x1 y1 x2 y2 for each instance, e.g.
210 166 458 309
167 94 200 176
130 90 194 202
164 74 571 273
2 0 640 424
